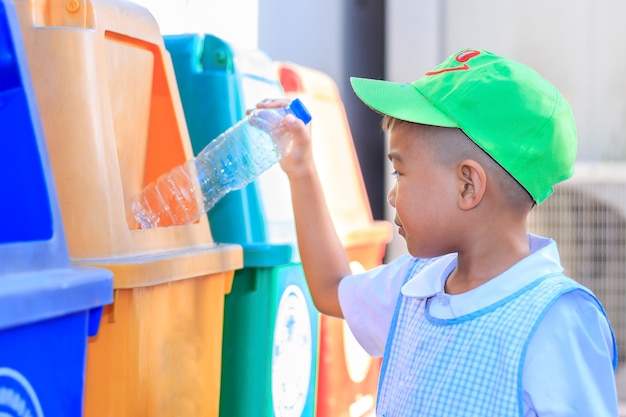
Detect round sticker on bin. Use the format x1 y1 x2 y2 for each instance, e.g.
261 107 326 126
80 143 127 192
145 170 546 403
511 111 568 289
0 368 44 417
271 284 312 417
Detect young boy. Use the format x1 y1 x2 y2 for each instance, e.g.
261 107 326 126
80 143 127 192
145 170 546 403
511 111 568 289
258 48 618 416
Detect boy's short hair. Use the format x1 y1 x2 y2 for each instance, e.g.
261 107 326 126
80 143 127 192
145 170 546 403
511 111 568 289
351 49 577 205
383 116 535 209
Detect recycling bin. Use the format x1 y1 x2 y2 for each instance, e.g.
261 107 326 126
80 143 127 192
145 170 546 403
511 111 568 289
165 33 319 417
0 2 113 415
278 62 392 417
11 1 243 416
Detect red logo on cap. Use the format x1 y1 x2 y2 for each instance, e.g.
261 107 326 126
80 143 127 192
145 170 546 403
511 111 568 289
425 49 481 76
455 50 481 62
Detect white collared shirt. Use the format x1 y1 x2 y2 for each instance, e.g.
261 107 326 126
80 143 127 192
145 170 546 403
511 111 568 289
339 234 618 416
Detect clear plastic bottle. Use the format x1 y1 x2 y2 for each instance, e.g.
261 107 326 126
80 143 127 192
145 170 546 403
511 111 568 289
130 98 312 229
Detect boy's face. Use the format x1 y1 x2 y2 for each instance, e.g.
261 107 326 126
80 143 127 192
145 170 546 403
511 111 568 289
387 123 459 258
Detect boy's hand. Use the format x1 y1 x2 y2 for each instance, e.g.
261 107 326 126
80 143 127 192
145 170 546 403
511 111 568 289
252 98 315 179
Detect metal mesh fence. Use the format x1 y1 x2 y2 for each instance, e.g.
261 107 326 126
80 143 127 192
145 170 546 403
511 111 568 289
528 163 626 361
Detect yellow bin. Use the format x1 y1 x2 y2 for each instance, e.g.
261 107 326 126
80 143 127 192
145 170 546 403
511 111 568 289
12 0 243 415
278 62 392 417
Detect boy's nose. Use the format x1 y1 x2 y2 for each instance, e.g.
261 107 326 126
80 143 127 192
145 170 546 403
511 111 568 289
387 187 396 207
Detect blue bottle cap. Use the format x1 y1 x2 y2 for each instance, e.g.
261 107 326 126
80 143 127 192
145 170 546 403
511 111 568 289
288 98 312 125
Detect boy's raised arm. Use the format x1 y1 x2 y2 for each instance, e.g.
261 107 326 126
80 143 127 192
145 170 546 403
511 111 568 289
255 98 351 318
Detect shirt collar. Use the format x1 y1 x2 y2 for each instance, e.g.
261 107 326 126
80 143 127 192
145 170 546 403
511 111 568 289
400 234 564 316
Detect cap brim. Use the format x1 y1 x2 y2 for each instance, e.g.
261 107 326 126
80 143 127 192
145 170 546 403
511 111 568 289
350 77 458 128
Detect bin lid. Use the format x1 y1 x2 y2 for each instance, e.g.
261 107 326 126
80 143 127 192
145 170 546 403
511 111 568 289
0 266 113 331
241 242 292 268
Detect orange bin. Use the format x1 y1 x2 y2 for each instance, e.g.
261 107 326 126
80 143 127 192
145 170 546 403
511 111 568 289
278 62 392 417
11 0 243 415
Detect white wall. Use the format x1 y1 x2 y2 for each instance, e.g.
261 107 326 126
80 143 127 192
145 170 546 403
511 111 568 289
130 0 260 49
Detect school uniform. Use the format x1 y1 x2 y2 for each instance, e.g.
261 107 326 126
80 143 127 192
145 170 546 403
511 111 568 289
339 234 618 416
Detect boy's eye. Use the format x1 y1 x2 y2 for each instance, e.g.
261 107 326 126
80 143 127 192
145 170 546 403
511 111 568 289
391 170 399 179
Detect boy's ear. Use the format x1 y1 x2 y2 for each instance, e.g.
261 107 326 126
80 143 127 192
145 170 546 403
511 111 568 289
457 160 486 210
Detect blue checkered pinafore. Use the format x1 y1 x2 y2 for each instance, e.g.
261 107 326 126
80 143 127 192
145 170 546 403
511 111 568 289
376 258 595 417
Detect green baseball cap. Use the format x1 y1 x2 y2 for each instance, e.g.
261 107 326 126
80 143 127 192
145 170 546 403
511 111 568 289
351 48 577 204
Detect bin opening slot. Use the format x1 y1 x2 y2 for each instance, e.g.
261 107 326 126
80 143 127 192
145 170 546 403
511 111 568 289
277 66 302 94
0 7 19 91
104 31 189 229
0 7 53 243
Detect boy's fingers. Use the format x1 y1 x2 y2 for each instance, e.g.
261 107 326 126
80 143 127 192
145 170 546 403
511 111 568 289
285 113 308 134
246 98 291 115
256 98 291 108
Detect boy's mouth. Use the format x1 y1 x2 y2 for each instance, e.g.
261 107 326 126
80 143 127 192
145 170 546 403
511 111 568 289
394 218 405 236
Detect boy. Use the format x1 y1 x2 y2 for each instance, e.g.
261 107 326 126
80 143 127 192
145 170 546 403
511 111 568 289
258 48 618 416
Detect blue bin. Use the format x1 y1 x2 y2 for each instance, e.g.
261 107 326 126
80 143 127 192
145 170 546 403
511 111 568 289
0 1 113 415
165 34 319 417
